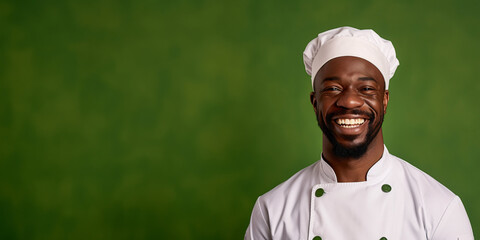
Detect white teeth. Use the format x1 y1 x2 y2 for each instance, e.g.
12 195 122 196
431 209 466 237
335 118 365 127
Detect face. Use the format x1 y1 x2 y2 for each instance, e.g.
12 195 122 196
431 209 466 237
310 56 389 158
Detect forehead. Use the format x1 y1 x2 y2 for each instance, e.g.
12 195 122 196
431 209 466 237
314 56 385 87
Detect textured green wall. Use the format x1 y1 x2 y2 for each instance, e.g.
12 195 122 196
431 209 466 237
1 0 479 239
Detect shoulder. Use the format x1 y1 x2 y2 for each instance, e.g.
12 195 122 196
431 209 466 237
389 154 472 237
391 154 456 203
254 160 320 223
259 160 319 205
250 161 319 239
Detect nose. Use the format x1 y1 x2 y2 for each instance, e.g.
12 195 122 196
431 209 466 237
336 89 363 109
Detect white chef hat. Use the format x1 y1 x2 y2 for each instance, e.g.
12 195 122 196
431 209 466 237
303 26 399 90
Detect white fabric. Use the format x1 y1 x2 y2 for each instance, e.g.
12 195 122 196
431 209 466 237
245 146 473 240
303 27 399 90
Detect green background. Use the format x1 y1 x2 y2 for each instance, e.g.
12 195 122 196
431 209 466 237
1 0 479 239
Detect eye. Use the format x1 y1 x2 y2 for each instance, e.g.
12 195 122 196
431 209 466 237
322 86 342 92
360 86 376 92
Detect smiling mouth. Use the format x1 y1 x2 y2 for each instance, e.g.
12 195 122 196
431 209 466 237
335 118 366 128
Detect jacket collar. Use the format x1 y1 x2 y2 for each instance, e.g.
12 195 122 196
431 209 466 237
318 145 392 184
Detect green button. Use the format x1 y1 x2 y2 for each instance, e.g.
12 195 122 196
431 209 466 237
381 184 391 193
313 236 322 240
380 237 387 240
315 188 325 197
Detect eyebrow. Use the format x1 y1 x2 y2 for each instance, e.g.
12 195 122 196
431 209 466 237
322 77 340 82
358 77 377 82
322 76 377 82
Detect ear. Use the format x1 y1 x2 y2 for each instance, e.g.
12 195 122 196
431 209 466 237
310 92 318 114
383 90 389 114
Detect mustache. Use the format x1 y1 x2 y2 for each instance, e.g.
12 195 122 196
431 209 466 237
326 109 374 121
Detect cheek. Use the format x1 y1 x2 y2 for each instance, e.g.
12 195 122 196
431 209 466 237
318 97 335 113
318 102 331 118
365 98 384 114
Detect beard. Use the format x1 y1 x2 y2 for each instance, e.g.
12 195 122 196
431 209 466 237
317 109 384 159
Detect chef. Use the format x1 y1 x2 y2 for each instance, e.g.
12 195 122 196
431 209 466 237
245 27 474 240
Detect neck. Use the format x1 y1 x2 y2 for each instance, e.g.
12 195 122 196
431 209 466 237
322 130 385 182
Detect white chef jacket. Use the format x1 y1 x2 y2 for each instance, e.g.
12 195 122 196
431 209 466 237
245 146 474 240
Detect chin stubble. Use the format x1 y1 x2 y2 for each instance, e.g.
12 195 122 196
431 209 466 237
317 110 383 159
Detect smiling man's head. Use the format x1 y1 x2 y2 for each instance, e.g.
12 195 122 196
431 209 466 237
304 27 399 159
310 56 388 158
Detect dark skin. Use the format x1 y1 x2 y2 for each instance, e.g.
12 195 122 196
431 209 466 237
310 56 389 182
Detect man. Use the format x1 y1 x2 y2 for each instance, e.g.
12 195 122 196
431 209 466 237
245 27 474 240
